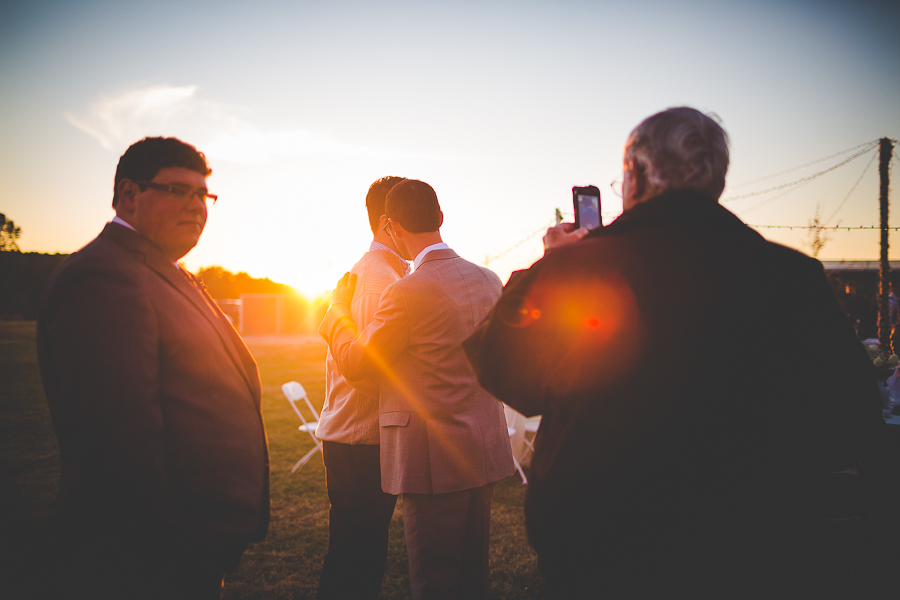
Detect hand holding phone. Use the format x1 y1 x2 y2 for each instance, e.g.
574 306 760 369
543 222 589 252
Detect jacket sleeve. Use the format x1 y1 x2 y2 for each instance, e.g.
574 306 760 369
319 283 411 382
334 289 383 399
463 266 551 417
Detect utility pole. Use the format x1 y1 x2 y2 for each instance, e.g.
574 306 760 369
878 137 894 352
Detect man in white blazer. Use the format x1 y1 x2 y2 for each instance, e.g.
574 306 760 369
318 179 514 600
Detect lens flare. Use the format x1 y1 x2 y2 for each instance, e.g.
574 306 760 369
497 294 541 328
514 271 642 395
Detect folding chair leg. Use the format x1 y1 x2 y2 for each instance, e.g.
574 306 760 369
512 455 528 485
290 446 321 473
520 436 536 463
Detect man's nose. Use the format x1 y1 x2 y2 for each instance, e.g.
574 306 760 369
185 192 208 212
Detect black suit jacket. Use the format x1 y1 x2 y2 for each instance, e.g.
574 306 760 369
37 223 269 572
465 190 884 596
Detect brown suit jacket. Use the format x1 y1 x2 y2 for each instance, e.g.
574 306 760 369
319 248 514 495
37 223 269 560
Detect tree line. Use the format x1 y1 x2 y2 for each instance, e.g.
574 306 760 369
0 251 322 327
195 266 329 335
1 214 328 330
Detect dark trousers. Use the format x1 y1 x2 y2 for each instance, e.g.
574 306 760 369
318 441 398 600
402 482 495 600
49 527 239 600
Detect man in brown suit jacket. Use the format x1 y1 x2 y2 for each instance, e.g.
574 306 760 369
37 137 269 599
319 179 514 600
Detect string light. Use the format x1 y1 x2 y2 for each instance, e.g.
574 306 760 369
738 176 817 215
726 139 881 189
721 143 878 202
824 150 879 225
749 225 900 231
484 138 897 264
484 220 554 264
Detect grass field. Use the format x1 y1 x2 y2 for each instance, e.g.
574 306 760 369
0 321 548 599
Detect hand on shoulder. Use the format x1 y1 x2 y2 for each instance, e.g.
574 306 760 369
330 272 357 307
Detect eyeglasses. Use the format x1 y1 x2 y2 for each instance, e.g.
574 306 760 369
382 218 394 236
610 179 623 198
135 181 218 205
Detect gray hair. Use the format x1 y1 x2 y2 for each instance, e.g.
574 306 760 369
624 107 729 200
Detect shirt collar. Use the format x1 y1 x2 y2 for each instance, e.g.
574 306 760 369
110 216 182 266
111 215 137 232
370 241 411 276
413 242 450 271
370 240 405 262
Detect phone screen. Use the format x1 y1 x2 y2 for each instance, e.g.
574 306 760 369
576 194 602 230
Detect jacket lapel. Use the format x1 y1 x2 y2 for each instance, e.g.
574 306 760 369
183 269 263 406
101 223 260 402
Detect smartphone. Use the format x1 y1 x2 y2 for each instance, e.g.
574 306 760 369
573 185 602 231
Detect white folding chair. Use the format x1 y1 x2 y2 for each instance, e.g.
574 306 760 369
519 415 541 464
282 381 323 472
507 425 529 485
504 404 529 484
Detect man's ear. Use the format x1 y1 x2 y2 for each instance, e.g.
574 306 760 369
378 214 389 229
438 211 444 228
629 164 646 200
115 179 138 215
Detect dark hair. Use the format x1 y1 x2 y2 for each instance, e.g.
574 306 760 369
385 179 441 233
366 176 407 233
113 137 212 207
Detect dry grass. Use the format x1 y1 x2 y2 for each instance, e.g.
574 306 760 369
0 322 547 599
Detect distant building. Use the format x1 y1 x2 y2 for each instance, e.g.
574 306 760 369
215 293 312 336
821 261 900 295
215 299 241 326
821 261 900 339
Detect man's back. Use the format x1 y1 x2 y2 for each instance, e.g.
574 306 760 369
375 249 513 495
467 190 883 595
317 246 407 444
319 178 517 599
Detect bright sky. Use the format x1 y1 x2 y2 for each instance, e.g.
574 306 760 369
2 0 899 298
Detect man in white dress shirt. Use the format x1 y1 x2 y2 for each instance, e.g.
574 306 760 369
315 176 409 600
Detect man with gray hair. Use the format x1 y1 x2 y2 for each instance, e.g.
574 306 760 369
464 107 884 597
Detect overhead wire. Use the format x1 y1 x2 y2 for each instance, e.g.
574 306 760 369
721 142 878 202
737 176 818 215
485 220 554 264
824 150 879 226
748 139 895 231
750 224 900 231
485 139 896 265
726 139 881 190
